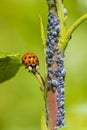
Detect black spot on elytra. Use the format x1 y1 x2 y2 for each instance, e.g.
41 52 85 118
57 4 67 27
32 61 35 64
25 63 28 66
24 56 27 59
33 56 35 58
28 56 31 59
35 60 38 63
22 60 24 63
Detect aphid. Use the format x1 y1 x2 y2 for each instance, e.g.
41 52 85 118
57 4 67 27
22 52 39 73
51 79 58 87
64 8 67 16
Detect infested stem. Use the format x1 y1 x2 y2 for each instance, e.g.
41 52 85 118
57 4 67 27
46 0 65 130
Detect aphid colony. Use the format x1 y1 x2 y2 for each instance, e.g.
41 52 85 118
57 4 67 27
46 9 66 128
46 10 60 66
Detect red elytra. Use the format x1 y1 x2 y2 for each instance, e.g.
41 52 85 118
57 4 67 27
22 52 39 72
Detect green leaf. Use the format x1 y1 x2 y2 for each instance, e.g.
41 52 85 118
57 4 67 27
40 15 48 85
0 52 22 83
40 16 46 47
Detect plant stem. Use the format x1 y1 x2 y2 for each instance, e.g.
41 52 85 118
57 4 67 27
55 0 67 52
56 0 66 39
46 0 65 130
65 13 87 45
34 71 45 91
39 16 48 102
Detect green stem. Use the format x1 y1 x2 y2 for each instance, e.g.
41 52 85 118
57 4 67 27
39 16 48 102
56 0 67 51
64 13 87 49
34 71 45 91
39 16 47 79
56 0 65 38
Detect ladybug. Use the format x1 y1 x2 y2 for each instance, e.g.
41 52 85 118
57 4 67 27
22 52 39 73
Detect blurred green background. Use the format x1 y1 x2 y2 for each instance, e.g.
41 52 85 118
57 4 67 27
0 0 87 130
